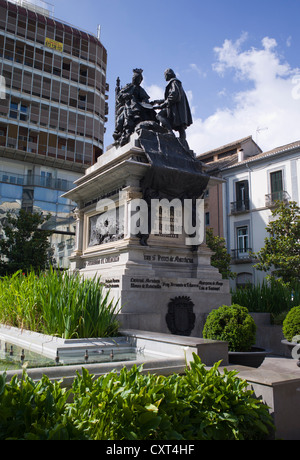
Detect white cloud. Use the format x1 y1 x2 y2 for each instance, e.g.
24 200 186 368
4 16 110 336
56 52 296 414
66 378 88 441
189 63 207 78
286 36 292 48
187 35 300 154
145 84 164 101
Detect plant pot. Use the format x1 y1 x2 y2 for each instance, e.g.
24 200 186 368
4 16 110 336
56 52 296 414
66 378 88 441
228 347 270 368
281 339 300 367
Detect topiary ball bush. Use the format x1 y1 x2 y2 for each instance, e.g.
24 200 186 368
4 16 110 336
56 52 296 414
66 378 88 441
282 305 300 343
203 304 257 352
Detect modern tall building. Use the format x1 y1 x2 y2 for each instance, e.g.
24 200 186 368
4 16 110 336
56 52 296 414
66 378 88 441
0 0 108 267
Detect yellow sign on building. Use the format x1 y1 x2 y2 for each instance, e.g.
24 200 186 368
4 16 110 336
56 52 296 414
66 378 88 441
45 37 63 52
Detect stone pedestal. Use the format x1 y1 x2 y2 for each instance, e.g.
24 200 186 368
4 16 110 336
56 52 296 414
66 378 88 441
63 128 231 337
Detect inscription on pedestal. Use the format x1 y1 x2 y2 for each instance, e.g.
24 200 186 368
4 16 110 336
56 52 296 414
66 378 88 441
144 254 193 263
86 255 120 267
129 277 224 291
103 278 120 289
130 278 162 289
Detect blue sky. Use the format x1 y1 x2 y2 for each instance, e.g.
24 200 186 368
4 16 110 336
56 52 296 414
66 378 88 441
50 0 300 153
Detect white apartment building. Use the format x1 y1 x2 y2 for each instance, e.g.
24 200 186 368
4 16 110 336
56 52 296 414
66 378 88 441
199 138 300 288
221 140 300 287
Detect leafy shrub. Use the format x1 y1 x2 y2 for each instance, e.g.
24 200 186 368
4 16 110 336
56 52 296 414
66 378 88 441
202 304 256 352
0 355 274 440
0 372 84 440
0 268 120 339
282 306 300 342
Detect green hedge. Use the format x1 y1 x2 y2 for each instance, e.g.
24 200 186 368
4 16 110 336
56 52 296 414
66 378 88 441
0 355 274 440
203 304 256 352
282 306 300 342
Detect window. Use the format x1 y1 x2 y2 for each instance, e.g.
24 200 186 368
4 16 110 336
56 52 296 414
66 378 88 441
30 102 40 124
6 12 16 34
236 272 253 288
78 94 87 110
42 78 51 100
51 80 60 102
12 68 22 90
44 52 53 73
40 104 49 126
9 101 18 119
62 59 70 79
32 74 42 97
22 188 34 213
270 170 283 200
40 171 52 187
205 212 210 226
237 226 249 254
50 106 59 129
232 180 250 213
9 100 29 121
22 71 32 94
17 18 27 38
27 20 36 41
80 66 88 84
24 46 34 67
15 45 25 64
235 180 249 211
20 104 28 121
4 38 14 61
34 49 44 71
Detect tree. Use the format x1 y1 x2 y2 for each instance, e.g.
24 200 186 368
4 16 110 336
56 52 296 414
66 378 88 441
254 201 300 284
0 209 53 275
206 228 236 280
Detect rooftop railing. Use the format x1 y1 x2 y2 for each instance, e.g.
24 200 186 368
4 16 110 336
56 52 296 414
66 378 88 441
7 0 54 17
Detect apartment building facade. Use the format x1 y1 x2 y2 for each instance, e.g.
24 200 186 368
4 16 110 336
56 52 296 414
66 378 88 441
200 136 262 238
0 0 108 267
200 138 300 288
221 140 300 287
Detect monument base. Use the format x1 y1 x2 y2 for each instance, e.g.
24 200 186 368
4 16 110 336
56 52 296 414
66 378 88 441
64 129 231 338
72 240 230 337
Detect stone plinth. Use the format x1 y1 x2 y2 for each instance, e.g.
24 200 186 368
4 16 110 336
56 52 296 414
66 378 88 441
63 129 230 338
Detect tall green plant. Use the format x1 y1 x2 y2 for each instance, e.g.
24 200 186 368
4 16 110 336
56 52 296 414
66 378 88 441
232 280 300 315
206 228 236 280
0 271 43 331
0 268 120 339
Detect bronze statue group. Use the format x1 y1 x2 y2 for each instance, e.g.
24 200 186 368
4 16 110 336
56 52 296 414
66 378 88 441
113 68 193 150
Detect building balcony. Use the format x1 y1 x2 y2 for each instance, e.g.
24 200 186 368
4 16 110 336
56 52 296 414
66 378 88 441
231 248 255 264
265 191 290 207
0 171 75 192
230 199 250 214
1 136 92 165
